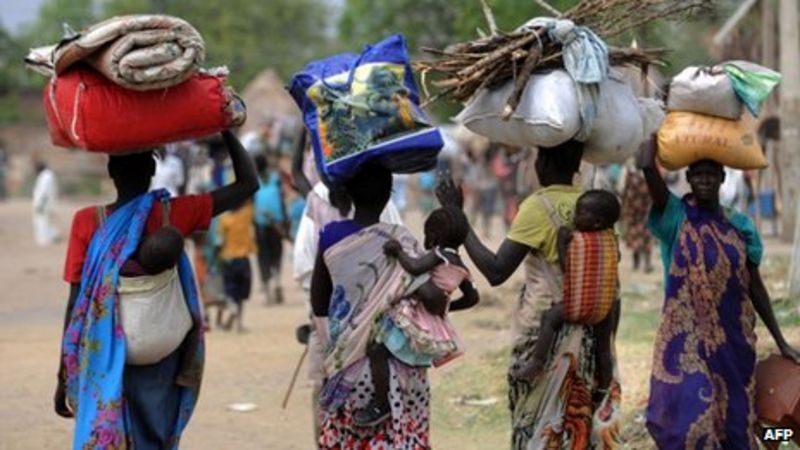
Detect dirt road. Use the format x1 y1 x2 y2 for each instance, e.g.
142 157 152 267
2 197 797 450
0 198 517 449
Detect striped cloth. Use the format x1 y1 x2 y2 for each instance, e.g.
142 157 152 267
563 229 618 324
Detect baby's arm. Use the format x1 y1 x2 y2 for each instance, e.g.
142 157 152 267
383 239 441 276
557 227 573 271
449 280 479 312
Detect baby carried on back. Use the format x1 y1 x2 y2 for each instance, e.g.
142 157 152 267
357 206 479 427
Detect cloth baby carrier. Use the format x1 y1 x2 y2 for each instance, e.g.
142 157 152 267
539 194 618 325
97 198 193 365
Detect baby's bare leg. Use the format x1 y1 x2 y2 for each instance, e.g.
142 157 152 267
368 343 391 411
513 304 564 380
354 342 393 426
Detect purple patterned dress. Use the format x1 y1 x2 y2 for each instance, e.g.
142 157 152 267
647 194 763 449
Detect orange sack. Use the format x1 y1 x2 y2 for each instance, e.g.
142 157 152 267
656 111 767 170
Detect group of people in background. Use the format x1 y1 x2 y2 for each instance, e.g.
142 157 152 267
38 105 800 449
302 134 800 449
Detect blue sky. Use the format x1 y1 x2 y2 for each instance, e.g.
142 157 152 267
0 0 43 33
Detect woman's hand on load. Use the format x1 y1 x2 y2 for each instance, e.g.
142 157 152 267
779 342 800 364
53 380 74 419
636 134 658 170
435 175 464 209
383 239 403 257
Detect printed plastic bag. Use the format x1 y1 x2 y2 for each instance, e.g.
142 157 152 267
456 69 581 148
289 34 443 183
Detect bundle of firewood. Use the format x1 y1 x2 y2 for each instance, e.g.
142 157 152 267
415 0 713 114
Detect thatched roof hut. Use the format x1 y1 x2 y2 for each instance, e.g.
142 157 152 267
239 69 302 135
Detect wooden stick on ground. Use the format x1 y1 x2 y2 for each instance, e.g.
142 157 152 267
281 345 309 409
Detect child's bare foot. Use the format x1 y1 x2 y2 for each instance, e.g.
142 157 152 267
353 400 391 427
511 357 546 381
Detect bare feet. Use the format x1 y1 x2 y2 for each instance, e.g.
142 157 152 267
511 357 546 381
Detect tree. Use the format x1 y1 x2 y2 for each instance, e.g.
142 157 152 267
337 0 579 56
0 25 24 96
19 0 96 47
338 0 458 55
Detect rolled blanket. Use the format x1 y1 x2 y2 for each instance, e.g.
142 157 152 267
46 15 205 91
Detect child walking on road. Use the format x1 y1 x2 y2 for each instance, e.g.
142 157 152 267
217 201 256 332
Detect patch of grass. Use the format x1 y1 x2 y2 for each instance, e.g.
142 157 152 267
428 254 800 448
772 297 800 328
430 350 511 449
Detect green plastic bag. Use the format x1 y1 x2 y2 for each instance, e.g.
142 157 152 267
723 61 782 117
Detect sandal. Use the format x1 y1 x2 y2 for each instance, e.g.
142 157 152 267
353 401 391 427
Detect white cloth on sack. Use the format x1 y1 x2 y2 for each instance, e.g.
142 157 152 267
151 150 184 197
32 168 59 246
519 18 610 141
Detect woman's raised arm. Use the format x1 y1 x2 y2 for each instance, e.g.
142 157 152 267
210 130 259 216
636 135 669 213
436 175 529 286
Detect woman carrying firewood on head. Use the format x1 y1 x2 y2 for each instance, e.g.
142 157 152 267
54 131 257 449
438 140 621 449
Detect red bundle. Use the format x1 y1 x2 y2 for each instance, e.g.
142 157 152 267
44 66 245 153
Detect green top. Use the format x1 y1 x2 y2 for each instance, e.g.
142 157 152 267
648 192 763 280
507 185 583 264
